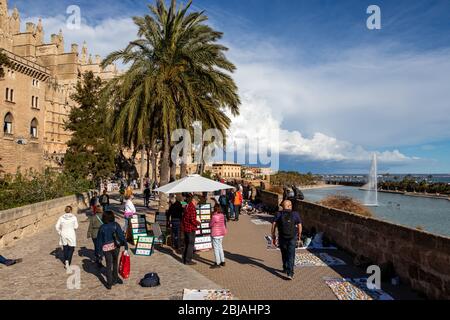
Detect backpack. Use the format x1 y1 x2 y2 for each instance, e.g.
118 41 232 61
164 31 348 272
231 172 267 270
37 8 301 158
278 211 296 239
139 273 161 287
219 195 228 206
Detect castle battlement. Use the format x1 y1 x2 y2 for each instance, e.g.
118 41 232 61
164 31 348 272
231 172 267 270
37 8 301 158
0 0 119 174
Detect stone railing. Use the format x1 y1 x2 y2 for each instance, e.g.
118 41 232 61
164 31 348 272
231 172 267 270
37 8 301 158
0 192 92 248
259 190 283 211
293 200 450 300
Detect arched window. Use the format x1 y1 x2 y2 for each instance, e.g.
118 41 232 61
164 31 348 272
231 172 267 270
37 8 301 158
4 113 13 135
30 118 38 138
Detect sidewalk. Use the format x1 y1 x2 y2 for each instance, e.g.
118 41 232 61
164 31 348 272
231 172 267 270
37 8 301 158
0 197 220 300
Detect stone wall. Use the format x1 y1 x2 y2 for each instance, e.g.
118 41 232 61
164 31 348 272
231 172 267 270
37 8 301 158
293 200 450 300
259 190 283 211
0 192 91 248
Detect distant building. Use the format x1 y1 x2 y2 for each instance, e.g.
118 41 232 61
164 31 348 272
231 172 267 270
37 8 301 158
242 166 273 180
212 162 242 179
0 0 119 174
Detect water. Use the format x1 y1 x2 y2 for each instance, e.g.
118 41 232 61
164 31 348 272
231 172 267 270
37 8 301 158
302 186 450 237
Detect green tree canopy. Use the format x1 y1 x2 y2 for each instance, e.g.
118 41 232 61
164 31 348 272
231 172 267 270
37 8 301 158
64 71 116 181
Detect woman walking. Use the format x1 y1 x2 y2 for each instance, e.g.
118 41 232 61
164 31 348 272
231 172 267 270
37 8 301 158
209 204 227 268
96 211 129 290
123 195 136 233
87 205 104 268
55 206 78 272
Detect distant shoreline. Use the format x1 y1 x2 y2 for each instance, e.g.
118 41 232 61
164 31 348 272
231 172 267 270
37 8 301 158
379 189 450 201
299 184 341 190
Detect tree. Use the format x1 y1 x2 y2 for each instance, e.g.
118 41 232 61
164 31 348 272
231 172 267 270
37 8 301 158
101 0 240 208
64 72 116 182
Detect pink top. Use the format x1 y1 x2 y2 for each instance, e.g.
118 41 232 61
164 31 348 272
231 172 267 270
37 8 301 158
210 212 227 237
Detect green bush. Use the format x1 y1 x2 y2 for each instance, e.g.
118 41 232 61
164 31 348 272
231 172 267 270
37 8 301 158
0 169 93 211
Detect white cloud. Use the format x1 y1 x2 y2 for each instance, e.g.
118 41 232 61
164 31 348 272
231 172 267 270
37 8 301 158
21 14 434 166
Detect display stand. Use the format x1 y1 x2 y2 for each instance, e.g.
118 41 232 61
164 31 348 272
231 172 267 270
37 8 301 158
135 236 155 256
127 214 148 245
194 204 212 252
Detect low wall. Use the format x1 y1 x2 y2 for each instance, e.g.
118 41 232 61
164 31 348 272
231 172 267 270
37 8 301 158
294 200 450 300
259 190 283 211
0 192 91 248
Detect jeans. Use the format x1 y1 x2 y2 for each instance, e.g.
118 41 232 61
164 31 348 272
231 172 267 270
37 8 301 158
171 219 181 249
102 204 109 212
123 217 130 233
228 203 235 220
183 232 196 263
220 205 228 219
212 236 225 265
234 205 241 221
144 196 150 207
104 247 120 286
279 237 297 276
92 238 101 262
63 245 75 265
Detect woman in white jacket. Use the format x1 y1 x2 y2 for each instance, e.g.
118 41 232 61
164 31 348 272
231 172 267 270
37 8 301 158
55 206 79 271
122 195 136 233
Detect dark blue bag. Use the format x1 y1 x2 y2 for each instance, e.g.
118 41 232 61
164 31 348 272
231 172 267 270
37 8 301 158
139 273 161 287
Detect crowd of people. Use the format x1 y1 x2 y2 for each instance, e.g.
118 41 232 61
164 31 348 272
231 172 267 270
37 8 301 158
49 176 304 291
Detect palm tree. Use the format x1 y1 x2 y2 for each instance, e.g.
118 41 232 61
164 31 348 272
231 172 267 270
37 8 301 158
101 0 240 209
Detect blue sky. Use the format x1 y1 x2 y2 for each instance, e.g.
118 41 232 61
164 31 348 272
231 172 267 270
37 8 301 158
10 0 450 174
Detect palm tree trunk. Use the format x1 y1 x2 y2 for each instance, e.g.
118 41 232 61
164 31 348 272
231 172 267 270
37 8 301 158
140 147 145 192
170 153 177 182
180 163 188 178
158 135 170 212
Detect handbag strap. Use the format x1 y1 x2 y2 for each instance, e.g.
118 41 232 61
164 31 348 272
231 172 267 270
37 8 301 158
95 214 104 225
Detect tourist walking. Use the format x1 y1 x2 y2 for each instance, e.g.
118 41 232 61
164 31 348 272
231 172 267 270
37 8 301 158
119 183 125 204
233 187 243 221
55 206 78 272
218 190 228 218
123 195 136 233
96 211 129 290
144 185 151 207
271 200 302 280
182 195 201 265
99 189 110 212
210 204 227 268
87 205 104 267
167 194 184 250
90 192 99 215
226 189 235 221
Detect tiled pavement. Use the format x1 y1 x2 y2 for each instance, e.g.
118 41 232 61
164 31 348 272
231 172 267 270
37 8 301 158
0 194 421 300
169 213 421 300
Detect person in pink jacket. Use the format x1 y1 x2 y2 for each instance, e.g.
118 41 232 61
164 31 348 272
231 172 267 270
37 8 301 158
209 204 227 269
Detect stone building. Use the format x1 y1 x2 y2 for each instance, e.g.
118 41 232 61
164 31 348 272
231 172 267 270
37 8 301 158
212 162 242 179
0 0 118 175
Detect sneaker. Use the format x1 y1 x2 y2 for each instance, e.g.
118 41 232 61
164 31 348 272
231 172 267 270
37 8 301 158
220 262 226 267
106 284 112 290
185 261 197 266
64 260 69 270
210 264 221 269
286 274 294 280
113 278 123 285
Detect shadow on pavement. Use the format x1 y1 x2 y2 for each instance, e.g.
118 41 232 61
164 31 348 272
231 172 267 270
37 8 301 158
81 258 108 288
50 248 65 265
223 251 289 280
78 246 96 261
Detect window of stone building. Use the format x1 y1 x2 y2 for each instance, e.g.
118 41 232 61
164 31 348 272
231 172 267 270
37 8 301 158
9 89 14 102
32 96 34 107
36 97 39 108
4 113 13 135
5 88 9 101
30 118 38 138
